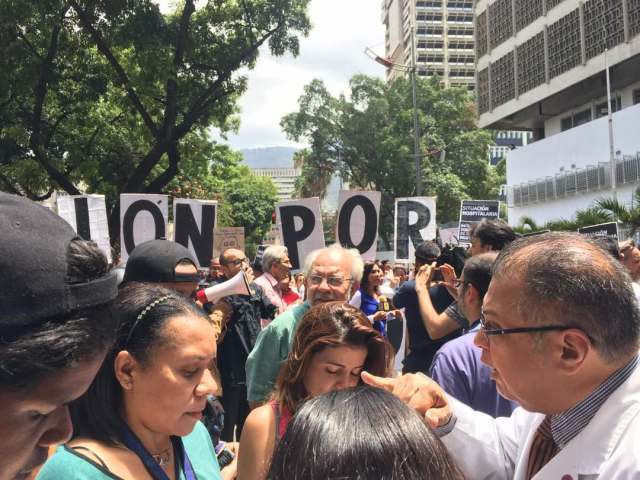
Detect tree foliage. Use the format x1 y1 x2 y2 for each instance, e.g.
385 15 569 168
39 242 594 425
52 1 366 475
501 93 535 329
281 75 494 247
0 0 310 236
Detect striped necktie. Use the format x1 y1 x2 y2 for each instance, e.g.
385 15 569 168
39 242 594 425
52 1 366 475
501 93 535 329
526 416 559 480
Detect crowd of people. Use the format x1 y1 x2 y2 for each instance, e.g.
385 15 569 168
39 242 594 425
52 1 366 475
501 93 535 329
2 190 640 480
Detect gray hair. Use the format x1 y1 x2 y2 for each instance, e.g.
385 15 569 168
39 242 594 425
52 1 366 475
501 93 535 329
492 232 640 363
303 244 364 283
262 245 289 272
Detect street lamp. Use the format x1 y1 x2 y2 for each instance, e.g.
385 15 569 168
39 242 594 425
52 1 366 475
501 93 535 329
365 25 423 195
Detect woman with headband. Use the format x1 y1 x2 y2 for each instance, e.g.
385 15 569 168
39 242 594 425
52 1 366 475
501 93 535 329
38 283 235 480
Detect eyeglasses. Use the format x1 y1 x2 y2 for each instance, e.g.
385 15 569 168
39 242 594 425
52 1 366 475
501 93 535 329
224 257 247 267
308 274 352 287
479 308 572 337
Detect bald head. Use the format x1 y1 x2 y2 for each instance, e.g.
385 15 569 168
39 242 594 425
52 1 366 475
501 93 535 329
220 248 248 278
492 232 640 363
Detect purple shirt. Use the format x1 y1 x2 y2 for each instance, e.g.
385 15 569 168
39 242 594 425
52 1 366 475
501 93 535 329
429 330 518 418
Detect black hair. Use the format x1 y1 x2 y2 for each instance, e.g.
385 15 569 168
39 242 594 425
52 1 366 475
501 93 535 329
469 219 519 251
69 282 210 445
359 261 380 291
415 240 441 265
493 232 640 363
0 239 117 391
462 252 497 299
266 386 465 480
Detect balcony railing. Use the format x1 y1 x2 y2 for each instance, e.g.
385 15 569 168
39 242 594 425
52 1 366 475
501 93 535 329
507 153 640 207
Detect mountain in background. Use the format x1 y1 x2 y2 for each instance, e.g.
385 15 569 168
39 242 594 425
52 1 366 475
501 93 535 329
240 146 299 169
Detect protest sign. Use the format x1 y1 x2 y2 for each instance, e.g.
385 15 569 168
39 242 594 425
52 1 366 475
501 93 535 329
120 194 169 261
173 198 218 269
336 190 381 261
213 227 245 258
276 197 325 270
578 222 619 239
394 197 437 261
457 200 500 247
57 194 112 262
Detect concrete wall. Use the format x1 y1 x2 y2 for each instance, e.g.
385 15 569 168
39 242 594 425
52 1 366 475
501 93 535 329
545 81 640 136
506 102 640 224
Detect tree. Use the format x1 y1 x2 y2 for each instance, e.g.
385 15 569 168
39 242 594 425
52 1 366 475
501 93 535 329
281 75 493 247
0 0 310 237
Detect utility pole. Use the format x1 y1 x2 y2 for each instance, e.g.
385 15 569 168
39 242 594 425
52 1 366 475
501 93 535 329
410 24 421 196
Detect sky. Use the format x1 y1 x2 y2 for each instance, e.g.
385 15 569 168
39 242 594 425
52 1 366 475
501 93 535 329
157 0 386 149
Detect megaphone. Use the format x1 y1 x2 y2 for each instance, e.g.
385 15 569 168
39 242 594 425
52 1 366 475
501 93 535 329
196 271 252 304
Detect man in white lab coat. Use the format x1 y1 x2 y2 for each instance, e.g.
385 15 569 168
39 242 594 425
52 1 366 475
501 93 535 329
363 232 640 479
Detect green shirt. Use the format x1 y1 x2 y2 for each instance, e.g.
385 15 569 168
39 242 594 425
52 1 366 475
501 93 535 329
245 302 311 403
36 421 222 480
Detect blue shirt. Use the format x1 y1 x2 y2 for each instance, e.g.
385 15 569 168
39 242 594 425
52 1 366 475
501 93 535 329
430 330 518 418
393 281 461 373
37 421 222 480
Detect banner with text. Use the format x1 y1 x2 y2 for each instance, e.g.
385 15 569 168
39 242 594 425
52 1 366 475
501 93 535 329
120 194 169 262
457 200 500 247
336 190 381 261
57 194 112 262
276 197 325 270
394 197 437 261
578 222 619 240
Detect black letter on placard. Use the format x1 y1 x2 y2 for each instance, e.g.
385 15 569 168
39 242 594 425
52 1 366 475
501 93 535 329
396 201 431 259
279 205 315 270
337 195 377 254
174 203 216 267
122 200 166 255
74 197 91 240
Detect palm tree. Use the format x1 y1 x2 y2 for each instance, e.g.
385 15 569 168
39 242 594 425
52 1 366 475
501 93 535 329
596 188 640 237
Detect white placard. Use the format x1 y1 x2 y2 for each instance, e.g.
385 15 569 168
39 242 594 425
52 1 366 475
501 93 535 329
120 194 169 262
173 198 218 269
57 194 112 262
336 190 381 261
394 197 437 261
276 197 325 271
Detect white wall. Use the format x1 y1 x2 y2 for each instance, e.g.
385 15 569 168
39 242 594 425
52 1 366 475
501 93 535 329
506 103 640 225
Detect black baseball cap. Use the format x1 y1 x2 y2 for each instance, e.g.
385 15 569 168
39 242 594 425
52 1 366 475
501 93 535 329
0 192 118 335
123 239 199 284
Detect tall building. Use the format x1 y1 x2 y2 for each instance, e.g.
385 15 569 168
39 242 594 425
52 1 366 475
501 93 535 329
382 0 476 88
474 0 640 225
250 168 300 201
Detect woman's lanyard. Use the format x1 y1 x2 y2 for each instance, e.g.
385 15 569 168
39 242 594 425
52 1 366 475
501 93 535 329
118 421 196 480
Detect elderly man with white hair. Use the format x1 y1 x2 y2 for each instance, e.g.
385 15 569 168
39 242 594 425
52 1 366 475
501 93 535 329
245 244 364 407
253 245 293 326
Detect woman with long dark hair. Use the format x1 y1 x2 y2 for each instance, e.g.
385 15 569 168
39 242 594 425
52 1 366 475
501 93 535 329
350 261 402 338
266 386 465 480
236 302 392 480
37 283 232 479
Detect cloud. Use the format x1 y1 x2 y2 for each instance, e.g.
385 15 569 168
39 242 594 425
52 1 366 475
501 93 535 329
224 0 386 149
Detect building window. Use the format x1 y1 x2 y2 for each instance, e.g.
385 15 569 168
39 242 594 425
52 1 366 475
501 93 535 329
634 89 640 105
548 9 581 79
488 0 514 50
490 52 516 108
583 0 624 61
561 108 592 131
594 97 622 118
517 31 546 95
